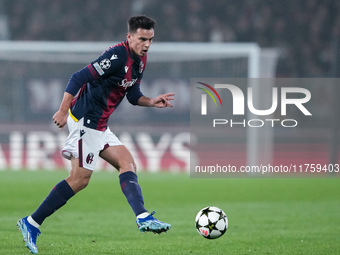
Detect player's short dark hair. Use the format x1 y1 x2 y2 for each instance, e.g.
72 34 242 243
128 15 156 33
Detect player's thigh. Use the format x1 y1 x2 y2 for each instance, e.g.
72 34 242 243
69 157 93 179
99 145 136 173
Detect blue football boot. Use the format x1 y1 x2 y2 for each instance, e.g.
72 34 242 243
136 211 171 234
17 217 41 254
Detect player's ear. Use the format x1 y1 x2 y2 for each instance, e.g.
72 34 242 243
126 33 132 42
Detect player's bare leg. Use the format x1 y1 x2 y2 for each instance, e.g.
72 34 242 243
100 145 136 174
65 157 93 193
100 145 171 233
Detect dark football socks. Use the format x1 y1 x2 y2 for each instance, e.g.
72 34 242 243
31 179 75 225
119 171 147 217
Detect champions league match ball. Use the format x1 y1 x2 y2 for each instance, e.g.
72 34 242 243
195 206 228 239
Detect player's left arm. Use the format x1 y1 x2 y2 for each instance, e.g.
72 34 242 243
126 82 174 108
137 93 175 108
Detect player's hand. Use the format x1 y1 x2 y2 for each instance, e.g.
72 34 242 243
53 110 68 130
151 93 175 108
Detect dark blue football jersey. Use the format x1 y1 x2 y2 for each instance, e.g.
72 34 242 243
66 41 146 130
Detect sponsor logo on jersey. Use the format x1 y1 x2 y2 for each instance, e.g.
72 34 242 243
100 59 111 69
93 62 104 76
118 78 138 89
124 66 129 73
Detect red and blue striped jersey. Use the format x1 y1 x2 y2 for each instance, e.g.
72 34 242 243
65 41 146 130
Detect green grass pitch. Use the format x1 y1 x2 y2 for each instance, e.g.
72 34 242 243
1 170 339 255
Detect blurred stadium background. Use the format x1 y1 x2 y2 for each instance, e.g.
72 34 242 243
0 0 339 172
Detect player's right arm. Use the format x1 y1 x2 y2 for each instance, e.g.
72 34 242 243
53 92 74 130
53 63 95 130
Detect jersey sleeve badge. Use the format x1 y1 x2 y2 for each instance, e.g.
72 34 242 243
93 62 104 76
100 59 111 69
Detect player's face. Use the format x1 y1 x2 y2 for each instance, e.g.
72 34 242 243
127 28 154 57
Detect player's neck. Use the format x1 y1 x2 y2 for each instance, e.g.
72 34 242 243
126 41 139 59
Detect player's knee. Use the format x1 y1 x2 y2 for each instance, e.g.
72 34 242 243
119 161 137 174
66 168 92 193
79 178 90 190
67 176 90 193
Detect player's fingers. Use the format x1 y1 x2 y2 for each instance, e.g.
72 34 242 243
160 97 173 107
162 94 175 102
164 99 173 107
53 118 66 129
164 93 175 99
58 123 66 130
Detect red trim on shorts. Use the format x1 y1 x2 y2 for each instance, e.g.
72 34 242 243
101 143 110 153
78 139 83 167
61 150 72 160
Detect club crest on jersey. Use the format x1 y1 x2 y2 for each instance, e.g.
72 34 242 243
100 59 111 69
118 78 138 89
86 153 94 164
139 61 144 73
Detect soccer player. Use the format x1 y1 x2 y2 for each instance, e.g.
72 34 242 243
17 15 173 254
